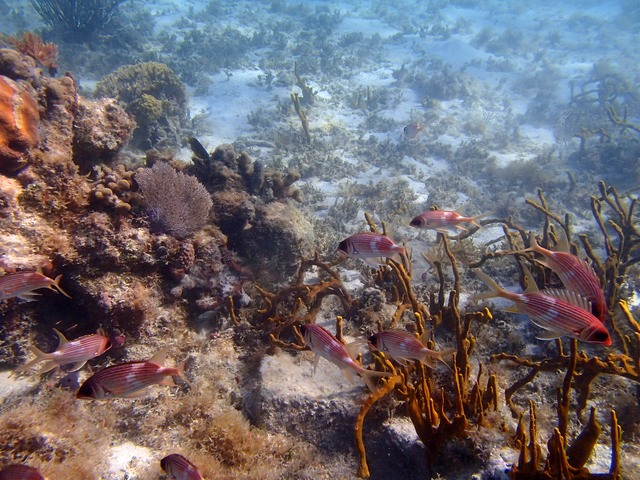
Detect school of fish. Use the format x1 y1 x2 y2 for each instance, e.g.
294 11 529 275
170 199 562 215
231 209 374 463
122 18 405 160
0 202 613 475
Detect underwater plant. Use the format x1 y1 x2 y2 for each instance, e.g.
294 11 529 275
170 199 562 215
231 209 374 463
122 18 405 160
30 0 127 41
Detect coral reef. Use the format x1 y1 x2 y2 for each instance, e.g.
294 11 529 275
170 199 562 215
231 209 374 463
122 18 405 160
89 164 142 214
94 62 188 150
4 32 58 75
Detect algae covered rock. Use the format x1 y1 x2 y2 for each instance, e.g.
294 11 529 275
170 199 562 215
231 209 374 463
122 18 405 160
72 97 136 171
95 62 188 150
235 201 314 284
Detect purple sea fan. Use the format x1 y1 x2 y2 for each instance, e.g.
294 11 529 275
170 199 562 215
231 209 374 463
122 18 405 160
136 162 213 239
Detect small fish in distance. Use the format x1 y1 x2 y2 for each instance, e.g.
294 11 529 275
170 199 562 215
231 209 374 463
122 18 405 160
16 329 111 374
300 324 391 392
471 267 611 345
0 464 44 480
337 232 406 267
403 121 424 139
77 347 190 400
0 267 71 301
368 330 455 370
511 232 608 323
188 137 210 162
410 209 485 235
161 453 204 480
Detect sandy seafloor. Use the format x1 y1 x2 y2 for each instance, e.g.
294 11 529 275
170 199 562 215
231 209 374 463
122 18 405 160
1 0 640 479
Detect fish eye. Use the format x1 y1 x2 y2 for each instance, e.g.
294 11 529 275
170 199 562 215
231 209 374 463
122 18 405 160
368 334 378 345
409 218 420 227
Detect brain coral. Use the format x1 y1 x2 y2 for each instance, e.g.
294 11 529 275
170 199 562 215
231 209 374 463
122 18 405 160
0 76 39 173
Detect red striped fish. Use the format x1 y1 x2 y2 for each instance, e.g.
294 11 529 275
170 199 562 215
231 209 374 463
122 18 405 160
160 453 203 480
76 348 189 400
514 232 608 323
300 324 390 392
337 233 405 267
0 267 71 301
409 209 484 235
0 464 44 480
16 329 111 373
368 330 454 370
472 269 611 345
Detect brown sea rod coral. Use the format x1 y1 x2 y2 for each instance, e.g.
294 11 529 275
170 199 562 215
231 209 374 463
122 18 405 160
136 162 213 239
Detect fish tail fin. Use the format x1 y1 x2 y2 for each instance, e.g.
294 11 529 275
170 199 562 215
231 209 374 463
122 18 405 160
469 270 506 301
470 212 492 229
175 362 193 390
422 348 456 372
360 369 392 393
53 275 72 299
15 345 52 373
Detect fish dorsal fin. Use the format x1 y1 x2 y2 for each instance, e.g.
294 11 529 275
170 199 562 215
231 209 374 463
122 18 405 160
52 328 69 348
521 264 539 294
541 288 592 311
418 329 433 346
148 347 169 367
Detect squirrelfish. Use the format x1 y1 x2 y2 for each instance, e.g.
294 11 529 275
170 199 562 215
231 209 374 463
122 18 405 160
300 324 390 392
368 330 454 370
0 465 44 480
0 267 71 301
471 268 611 345
404 121 424 139
513 232 608 323
409 210 484 235
338 232 406 267
160 453 203 480
77 348 189 400
17 329 111 374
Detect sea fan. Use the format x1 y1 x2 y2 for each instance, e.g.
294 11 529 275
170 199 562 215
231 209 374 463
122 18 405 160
136 162 213 239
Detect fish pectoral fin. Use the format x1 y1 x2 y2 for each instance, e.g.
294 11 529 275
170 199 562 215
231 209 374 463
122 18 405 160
68 361 88 372
535 331 564 341
18 293 41 301
120 388 150 399
502 305 522 314
394 357 412 367
363 257 385 268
